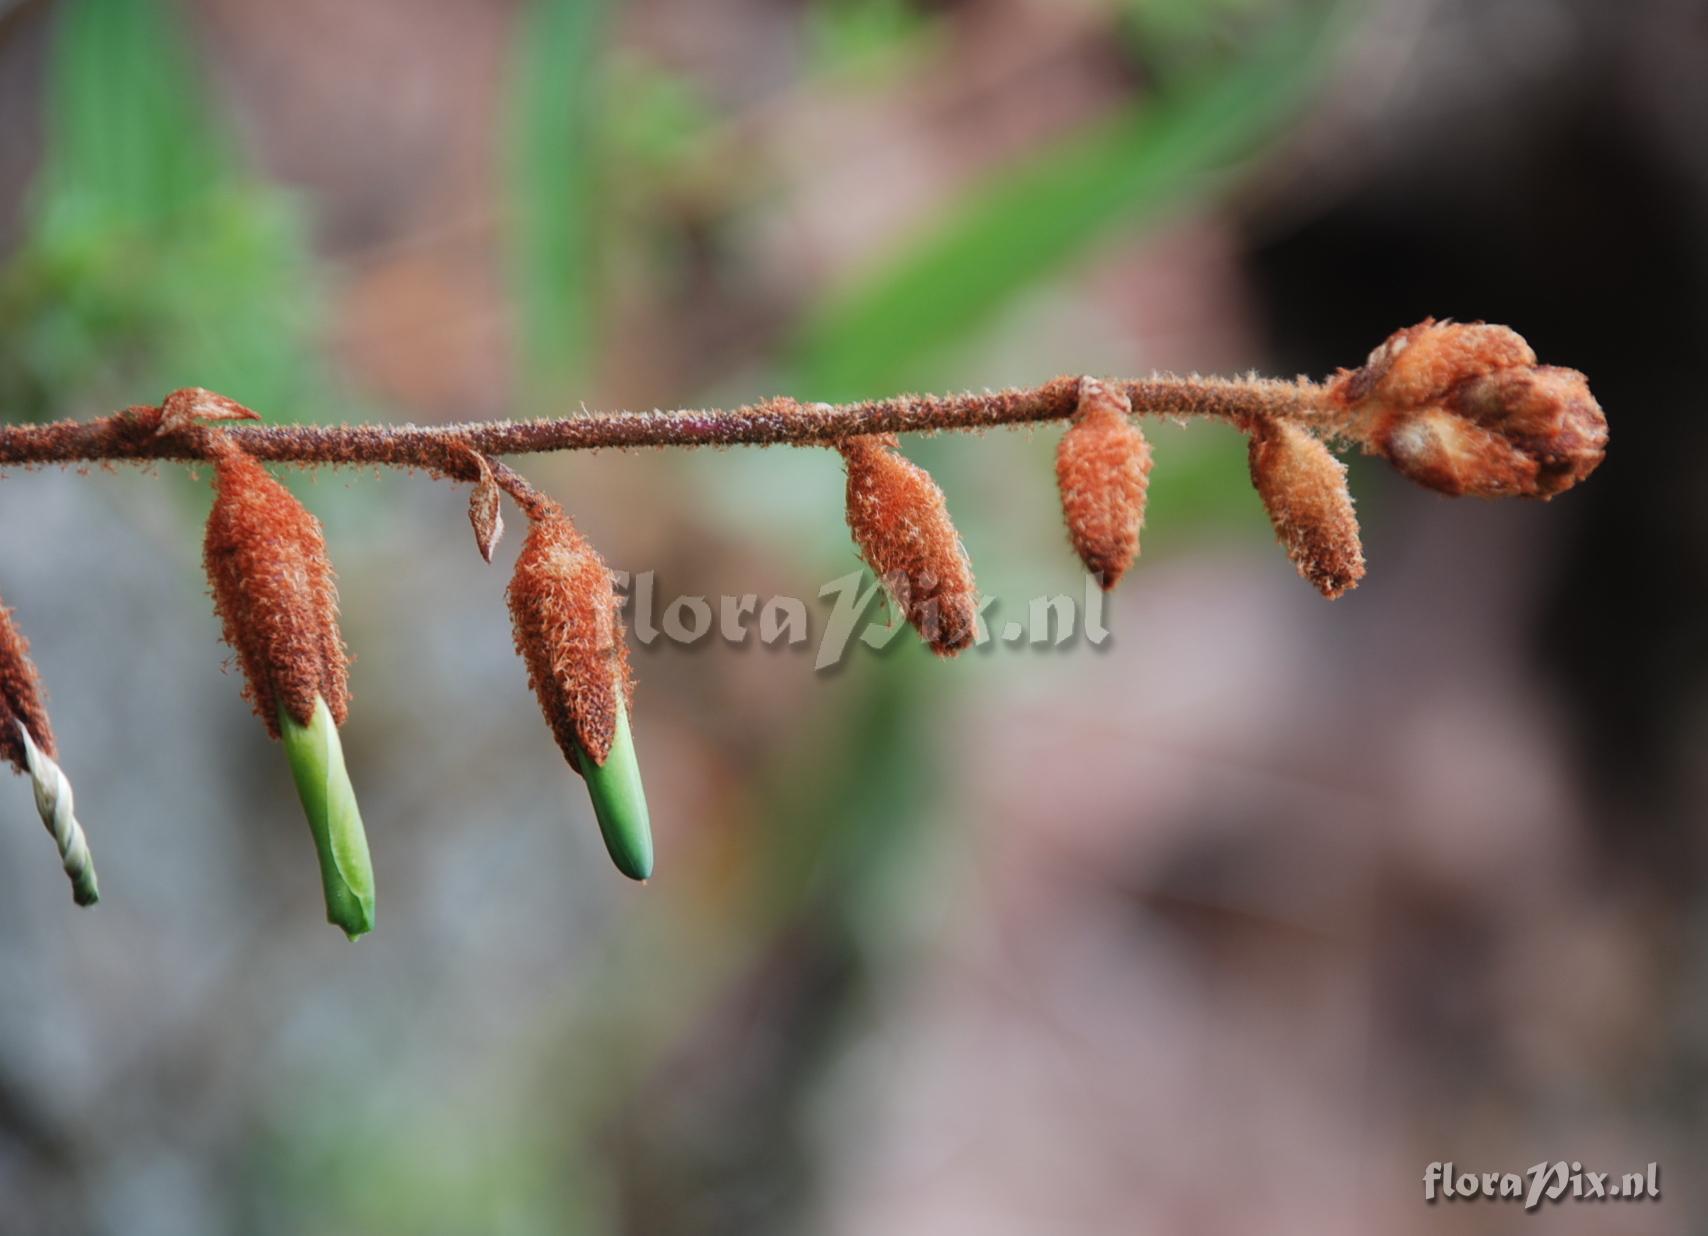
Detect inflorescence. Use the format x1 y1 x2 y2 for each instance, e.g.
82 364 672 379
0 320 1608 935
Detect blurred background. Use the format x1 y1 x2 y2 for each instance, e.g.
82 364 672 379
0 0 1700 1231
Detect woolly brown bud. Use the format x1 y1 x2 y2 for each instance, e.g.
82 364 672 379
1248 419 1365 599
1332 319 1607 499
203 451 350 738
0 597 55 770
506 512 630 769
839 435 979 656
1442 364 1608 497
1339 320 1535 408
1056 377 1153 589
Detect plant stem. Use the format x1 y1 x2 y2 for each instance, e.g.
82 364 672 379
0 375 1330 473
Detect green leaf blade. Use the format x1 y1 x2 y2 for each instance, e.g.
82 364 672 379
790 2 1347 400
506 0 609 399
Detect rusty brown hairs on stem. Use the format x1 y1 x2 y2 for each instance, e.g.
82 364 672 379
1057 377 1153 590
839 435 980 656
506 507 630 769
203 448 349 737
0 318 1611 924
1 598 56 768
0 325 1604 498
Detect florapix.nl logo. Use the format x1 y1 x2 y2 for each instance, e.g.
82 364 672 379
613 569 1114 671
1424 1161 1660 1212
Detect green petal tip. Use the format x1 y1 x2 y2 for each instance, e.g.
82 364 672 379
574 695 653 882
279 697 376 939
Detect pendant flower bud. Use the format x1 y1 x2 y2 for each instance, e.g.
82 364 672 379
1248 419 1364 599
839 436 979 656
203 450 350 734
508 512 628 766
1 598 55 773
204 450 372 936
1333 319 1607 499
1056 377 1153 589
279 696 375 939
3 598 99 906
507 510 652 881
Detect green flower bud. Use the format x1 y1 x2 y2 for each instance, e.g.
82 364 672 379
279 696 375 939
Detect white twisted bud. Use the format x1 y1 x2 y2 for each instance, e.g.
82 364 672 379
16 721 99 907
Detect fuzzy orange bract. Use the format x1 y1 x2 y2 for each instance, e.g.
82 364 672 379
0 599 55 768
840 436 978 656
203 451 349 737
506 513 630 768
1249 419 1365 600
1443 364 1608 497
1342 320 1535 408
1333 319 1607 499
1056 378 1153 590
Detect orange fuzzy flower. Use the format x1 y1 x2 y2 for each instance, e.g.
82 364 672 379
840 435 979 656
203 451 349 737
1 597 55 769
1248 419 1365 599
507 512 630 768
1333 319 1607 498
1056 377 1153 589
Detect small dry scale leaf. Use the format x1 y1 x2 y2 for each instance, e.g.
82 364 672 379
159 387 262 436
469 457 505 564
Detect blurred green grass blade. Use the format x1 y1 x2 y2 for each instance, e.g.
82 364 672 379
280 697 376 940
1115 0 1276 86
2 0 327 424
791 3 1347 400
507 0 609 397
41 0 229 226
806 0 937 79
752 645 934 920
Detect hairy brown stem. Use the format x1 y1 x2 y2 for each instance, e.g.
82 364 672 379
0 319 1611 511
0 320 1611 925
0 375 1325 472
485 456 557 522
